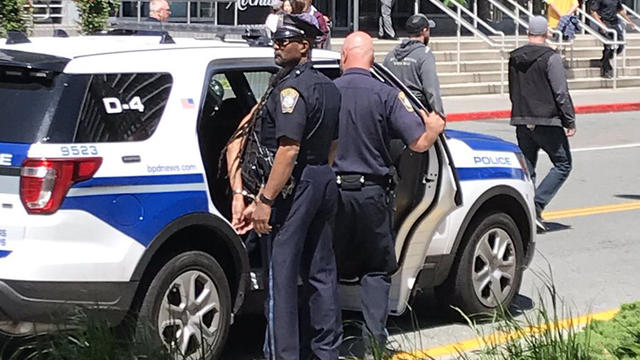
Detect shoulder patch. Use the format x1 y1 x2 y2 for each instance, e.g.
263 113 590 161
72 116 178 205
280 88 300 114
398 91 415 113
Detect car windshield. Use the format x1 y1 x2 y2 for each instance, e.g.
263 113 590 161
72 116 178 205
0 66 88 144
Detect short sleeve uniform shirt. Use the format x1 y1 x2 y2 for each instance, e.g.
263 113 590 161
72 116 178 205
261 62 341 169
591 0 623 24
332 68 425 177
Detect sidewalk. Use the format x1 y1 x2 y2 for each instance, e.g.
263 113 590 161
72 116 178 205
445 87 640 121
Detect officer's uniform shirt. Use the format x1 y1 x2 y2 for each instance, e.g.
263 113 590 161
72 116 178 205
332 68 425 176
256 58 343 360
260 61 340 171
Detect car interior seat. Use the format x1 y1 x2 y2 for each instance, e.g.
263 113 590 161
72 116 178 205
198 82 248 220
390 139 428 231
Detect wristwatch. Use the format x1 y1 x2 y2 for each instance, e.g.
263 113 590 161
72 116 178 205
258 193 274 206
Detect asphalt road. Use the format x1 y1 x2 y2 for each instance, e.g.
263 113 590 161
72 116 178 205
221 110 640 359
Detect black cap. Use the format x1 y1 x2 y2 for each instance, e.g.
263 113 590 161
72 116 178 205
405 14 436 34
272 14 322 41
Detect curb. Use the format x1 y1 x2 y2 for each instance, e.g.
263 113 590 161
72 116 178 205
447 102 640 122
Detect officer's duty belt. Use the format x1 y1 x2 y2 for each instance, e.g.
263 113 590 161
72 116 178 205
336 173 392 190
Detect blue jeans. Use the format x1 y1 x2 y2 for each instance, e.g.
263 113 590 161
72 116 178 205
516 125 572 213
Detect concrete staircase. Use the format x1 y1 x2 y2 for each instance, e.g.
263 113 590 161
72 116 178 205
332 34 640 96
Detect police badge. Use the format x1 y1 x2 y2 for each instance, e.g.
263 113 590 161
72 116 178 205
398 91 415 113
280 87 300 114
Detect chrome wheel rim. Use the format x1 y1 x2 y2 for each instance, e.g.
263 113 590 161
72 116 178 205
471 228 517 308
157 270 221 359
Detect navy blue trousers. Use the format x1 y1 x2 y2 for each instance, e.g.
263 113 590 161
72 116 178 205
263 164 342 360
335 185 396 346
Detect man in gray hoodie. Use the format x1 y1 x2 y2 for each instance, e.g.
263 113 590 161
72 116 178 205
383 14 445 118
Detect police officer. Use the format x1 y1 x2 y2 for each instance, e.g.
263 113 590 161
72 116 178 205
333 31 445 353
226 14 342 360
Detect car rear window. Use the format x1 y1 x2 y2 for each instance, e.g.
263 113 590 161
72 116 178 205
75 73 173 142
0 66 88 144
0 66 173 144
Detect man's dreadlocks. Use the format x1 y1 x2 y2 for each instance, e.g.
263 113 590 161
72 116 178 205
218 66 293 186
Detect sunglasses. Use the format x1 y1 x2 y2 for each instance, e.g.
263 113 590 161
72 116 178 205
273 38 303 48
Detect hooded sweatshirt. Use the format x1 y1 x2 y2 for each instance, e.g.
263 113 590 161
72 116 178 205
383 39 445 117
509 43 575 128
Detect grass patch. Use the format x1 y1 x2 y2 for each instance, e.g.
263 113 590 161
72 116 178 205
580 301 640 359
450 263 640 360
0 310 214 360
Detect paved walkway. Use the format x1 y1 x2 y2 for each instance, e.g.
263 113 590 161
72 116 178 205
444 87 640 120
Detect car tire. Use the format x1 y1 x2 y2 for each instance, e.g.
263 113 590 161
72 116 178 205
436 212 524 316
136 251 231 360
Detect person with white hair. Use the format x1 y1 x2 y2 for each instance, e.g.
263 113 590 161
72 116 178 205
265 0 284 34
148 0 171 22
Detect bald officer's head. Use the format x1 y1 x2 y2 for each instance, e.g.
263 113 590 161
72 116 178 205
341 31 374 71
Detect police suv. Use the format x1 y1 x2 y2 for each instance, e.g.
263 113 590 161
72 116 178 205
0 26 535 358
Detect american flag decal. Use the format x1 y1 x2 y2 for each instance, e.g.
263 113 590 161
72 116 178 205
181 98 195 109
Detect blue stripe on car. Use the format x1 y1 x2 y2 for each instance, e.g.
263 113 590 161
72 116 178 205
0 142 30 167
74 174 205 188
446 129 521 153
457 167 525 181
60 191 208 246
0 251 12 258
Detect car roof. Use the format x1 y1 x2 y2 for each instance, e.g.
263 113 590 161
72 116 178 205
0 36 341 63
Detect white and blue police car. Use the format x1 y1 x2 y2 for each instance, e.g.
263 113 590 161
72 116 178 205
0 26 535 359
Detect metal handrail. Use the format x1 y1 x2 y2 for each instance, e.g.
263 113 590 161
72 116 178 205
429 0 507 94
622 4 640 28
23 2 63 22
576 7 625 88
616 4 640 71
489 0 569 49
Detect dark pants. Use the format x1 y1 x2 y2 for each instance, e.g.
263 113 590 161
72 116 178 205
263 164 342 360
601 22 624 75
335 185 396 346
516 125 572 213
378 0 396 38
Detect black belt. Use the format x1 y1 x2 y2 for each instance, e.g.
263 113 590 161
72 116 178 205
336 173 393 190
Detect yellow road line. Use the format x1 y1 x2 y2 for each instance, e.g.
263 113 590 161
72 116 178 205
393 308 620 359
542 201 640 221
388 202 636 359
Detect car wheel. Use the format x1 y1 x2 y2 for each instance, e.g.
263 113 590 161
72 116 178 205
437 212 524 316
137 251 231 360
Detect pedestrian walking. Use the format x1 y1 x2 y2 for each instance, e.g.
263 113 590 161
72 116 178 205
591 0 638 78
265 0 284 35
545 0 580 40
225 14 342 360
383 13 445 118
378 0 397 39
333 31 444 357
545 0 578 30
303 0 330 48
509 16 576 232
148 0 171 22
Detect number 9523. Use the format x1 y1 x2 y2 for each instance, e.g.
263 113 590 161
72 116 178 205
61 146 98 156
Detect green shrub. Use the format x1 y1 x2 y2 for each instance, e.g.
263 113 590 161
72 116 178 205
0 0 31 37
74 0 120 34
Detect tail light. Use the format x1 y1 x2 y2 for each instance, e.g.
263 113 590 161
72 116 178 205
20 158 102 214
